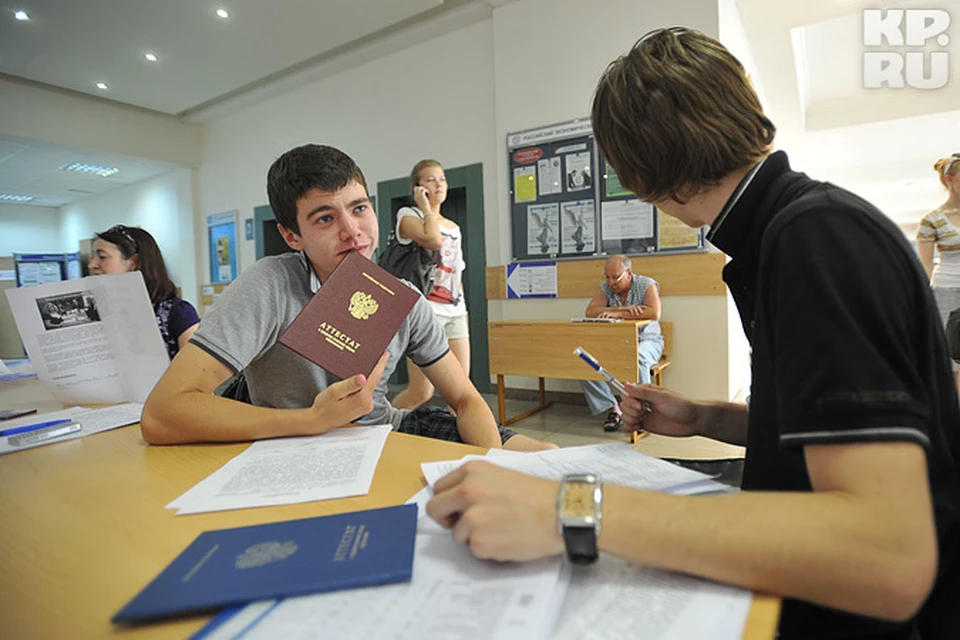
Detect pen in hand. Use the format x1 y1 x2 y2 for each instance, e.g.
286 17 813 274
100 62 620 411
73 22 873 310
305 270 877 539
573 347 626 394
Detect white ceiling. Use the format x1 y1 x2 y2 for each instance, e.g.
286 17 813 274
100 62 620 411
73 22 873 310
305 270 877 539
0 134 181 208
0 0 956 222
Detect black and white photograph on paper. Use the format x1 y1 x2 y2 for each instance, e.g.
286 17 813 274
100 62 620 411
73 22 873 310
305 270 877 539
565 151 593 191
35 291 100 331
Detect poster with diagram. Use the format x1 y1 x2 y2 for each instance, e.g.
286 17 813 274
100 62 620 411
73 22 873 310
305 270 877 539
527 203 559 255
560 199 596 254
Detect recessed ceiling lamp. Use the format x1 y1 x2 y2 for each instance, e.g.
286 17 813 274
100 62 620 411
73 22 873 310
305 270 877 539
96 82 108 90
14 10 29 21
144 52 158 62
61 162 120 177
216 8 229 18
0 193 34 202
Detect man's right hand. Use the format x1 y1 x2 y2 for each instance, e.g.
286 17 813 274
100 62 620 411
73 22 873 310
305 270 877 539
620 383 702 437
308 351 390 433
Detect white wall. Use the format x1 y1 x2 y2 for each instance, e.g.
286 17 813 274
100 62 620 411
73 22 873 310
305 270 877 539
58 169 198 306
0 204 61 255
198 18 497 277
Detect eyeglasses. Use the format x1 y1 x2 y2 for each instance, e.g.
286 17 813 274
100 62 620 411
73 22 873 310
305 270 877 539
604 271 629 283
105 225 139 253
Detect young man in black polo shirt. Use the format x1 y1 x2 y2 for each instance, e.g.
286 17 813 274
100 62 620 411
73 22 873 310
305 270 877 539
427 27 960 639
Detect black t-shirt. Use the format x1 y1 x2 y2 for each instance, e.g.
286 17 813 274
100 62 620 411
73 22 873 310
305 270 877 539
710 152 960 639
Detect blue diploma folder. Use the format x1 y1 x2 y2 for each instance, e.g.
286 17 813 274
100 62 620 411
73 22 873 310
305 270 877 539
112 504 417 624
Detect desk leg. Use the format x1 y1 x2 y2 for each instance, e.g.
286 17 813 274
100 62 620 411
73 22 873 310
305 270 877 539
499 376 555 426
497 375 507 426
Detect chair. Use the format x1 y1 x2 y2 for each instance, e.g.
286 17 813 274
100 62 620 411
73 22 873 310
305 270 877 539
650 322 673 387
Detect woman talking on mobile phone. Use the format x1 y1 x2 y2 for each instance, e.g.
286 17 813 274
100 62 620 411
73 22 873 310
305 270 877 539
392 160 471 410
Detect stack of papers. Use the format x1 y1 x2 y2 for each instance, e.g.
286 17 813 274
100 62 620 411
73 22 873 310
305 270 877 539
421 441 733 496
0 402 143 455
167 426 392 515
196 444 750 639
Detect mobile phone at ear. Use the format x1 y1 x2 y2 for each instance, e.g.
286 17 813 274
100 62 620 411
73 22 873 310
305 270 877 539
0 408 38 421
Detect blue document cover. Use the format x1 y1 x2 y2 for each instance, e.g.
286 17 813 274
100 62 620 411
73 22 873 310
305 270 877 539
113 504 417 624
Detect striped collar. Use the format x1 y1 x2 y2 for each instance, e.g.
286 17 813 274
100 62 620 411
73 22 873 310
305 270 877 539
706 156 768 242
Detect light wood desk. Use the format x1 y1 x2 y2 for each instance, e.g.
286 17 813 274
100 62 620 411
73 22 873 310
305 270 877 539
0 379 778 639
489 320 672 426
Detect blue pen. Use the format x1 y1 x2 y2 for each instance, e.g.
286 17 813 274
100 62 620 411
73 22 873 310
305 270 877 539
574 346 626 394
0 418 73 437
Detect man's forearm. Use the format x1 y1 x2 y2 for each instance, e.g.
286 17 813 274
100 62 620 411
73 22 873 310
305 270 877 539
141 390 323 445
453 396 503 449
694 400 749 446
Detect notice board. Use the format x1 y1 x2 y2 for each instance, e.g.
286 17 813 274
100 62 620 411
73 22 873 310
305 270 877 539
507 118 704 263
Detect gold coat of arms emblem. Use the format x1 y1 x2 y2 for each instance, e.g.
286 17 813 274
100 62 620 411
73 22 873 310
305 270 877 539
349 291 379 320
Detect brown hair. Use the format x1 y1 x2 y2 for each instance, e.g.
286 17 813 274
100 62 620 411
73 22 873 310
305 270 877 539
95 225 178 304
591 27 775 203
410 159 442 188
266 144 368 234
934 153 960 189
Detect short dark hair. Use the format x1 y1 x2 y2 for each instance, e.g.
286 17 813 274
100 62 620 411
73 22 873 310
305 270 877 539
95 225 178 304
591 27 775 203
266 144 368 234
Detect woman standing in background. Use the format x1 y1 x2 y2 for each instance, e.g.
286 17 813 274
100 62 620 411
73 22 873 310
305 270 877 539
89 225 199 360
392 160 471 409
918 152 960 393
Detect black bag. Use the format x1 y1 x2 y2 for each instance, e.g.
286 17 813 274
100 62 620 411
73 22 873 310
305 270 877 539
947 308 960 363
377 208 440 295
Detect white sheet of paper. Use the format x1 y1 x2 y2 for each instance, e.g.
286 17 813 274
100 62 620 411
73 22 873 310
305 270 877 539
4 272 169 405
0 403 143 455
551 555 751 640
167 426 392 515
421 442 729 495
229 532 568 640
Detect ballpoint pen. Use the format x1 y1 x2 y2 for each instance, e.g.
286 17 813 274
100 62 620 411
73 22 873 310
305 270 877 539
573 346 626 394
573 347 651 442
0 417 73 437
7 422 82 448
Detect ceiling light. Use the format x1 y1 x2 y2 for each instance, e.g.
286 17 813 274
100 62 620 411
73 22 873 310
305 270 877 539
0 193 34 202
144 52 158 62
96 82 108 90
61 162 120 177
216 8 229 18
14 10 29 21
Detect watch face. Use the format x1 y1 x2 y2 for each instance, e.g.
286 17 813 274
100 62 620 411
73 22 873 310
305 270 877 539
560 481 597 519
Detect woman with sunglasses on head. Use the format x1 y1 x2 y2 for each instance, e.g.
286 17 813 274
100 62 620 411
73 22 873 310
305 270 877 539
88 225 200 360
918 153 960 394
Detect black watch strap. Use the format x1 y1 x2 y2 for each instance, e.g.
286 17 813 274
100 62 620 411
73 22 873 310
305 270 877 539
562 525 598 565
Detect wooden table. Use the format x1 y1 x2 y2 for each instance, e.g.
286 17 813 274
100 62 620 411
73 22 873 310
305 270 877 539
489 320 672 426
0 379 778 639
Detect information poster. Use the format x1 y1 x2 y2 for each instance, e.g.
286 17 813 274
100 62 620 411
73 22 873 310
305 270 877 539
560 200 596 254
506 262 558 299
527 203 560 255
207 211 238 284
657 209 703 251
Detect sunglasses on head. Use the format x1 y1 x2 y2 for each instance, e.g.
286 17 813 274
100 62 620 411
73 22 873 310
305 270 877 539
105 225 139 253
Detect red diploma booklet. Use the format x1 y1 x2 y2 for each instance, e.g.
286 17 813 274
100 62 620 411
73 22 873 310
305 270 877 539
278 251 420 380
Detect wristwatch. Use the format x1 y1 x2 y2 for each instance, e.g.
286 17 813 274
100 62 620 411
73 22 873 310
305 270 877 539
557 473 602 565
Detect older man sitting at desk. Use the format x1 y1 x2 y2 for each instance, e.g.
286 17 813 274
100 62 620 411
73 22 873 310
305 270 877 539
581 255 664 432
